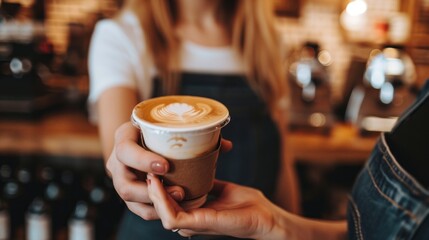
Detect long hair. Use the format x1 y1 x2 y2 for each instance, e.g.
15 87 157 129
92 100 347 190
123 0 289 116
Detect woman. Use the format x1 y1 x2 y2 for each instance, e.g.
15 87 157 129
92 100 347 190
146 79 429 239
88 0 299 239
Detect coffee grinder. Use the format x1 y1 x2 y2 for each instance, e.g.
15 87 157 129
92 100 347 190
345 45 418 135
286 42 334 134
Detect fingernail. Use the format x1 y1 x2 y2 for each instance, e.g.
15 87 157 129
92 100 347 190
169 191 184 201
146 178 151 185
151 162 167 174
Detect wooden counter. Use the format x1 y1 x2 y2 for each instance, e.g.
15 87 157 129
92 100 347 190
0 110 378 163
290 125 377 165
0 109 102 159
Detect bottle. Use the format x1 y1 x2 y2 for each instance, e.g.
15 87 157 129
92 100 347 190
60 169 80 219
0 162 12 238
89 182 107 240
26 197 51 240
2 165 23 239
44 180 65 239
16 156 37 203
0 198 9 240
13 161 36 239
68 201 94 240
36 165 55 193
0 163 12 184
40 165 69 240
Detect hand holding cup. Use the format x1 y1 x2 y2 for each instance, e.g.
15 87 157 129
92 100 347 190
131 95 230 209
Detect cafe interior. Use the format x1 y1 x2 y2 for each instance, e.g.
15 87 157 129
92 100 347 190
1 0 429 239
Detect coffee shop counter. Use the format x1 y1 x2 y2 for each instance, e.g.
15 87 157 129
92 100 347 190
290 125 377 165
0 109 101 159
0 109 378 164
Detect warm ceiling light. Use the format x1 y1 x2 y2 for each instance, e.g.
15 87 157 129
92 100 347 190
346 0 368 16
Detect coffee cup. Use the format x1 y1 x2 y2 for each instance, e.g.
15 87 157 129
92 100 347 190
131 95 230 209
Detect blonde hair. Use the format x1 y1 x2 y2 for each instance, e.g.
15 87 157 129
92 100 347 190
124 0 289 113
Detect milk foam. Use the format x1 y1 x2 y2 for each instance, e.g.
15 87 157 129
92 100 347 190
133 95 229 132
132 95 229 159
151 102 211 125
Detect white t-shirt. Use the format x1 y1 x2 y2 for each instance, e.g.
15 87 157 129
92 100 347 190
88 11 245 123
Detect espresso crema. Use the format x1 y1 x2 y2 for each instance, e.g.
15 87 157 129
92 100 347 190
133 96 229 131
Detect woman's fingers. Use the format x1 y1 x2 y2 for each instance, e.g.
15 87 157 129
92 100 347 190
146 174 212 232
108 122 185 206
220 139 233 153
114 121 140 142
114 123 169 175
110 159 184 219
146 174 222 235
146 174 183 229
109 153 151 202
110 155 184 203
115 140 169 175
125 201 159 220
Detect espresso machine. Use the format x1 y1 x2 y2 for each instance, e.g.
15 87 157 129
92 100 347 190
0 2 63 117
345 45 418 135
287 42 334 134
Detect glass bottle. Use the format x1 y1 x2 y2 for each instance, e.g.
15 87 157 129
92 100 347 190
68 200 94 240
26 197 51 240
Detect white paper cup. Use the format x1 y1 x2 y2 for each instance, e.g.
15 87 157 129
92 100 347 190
131 95 230 160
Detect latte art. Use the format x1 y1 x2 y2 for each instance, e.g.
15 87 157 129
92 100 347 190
151 102 211 124
133 95 229 131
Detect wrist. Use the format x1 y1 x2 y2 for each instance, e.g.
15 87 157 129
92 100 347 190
259 205 293 240
266 209 348 240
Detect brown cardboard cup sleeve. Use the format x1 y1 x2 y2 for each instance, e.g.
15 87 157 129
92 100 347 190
141 140 220 201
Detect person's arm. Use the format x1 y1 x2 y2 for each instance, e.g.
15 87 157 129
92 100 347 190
271 97 301 214
88 18 184 220
146 174 347 240
279 210 347 240
97 86 138 161
274 129 302 214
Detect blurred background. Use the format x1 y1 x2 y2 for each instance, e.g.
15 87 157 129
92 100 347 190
1 0 429 239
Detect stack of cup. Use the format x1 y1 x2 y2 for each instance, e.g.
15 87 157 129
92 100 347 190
131 95 230 209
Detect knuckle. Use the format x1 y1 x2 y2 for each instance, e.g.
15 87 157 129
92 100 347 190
117 186 133 201
253 189 266 199
114 124 126 141
115 141 127 156
161 219 176 230
129 204 158 221
140 211 156 221
106 158 114 171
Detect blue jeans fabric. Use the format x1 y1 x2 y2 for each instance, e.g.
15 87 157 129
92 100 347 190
347 81 429 240
117 73 280 240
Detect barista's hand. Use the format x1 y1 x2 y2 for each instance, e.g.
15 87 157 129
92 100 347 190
106 122 232 220
106 122 183 220
146 174 287 239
